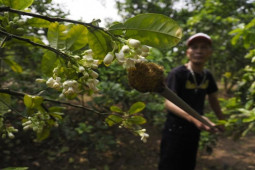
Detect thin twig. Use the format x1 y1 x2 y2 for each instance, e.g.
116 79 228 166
0 88 105 115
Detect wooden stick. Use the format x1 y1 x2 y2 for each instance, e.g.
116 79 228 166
159 86 214 128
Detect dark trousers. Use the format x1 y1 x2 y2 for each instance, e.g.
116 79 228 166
158 123 200 170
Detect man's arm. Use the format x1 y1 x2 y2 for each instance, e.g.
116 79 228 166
165 99 215 132
208 92 225 120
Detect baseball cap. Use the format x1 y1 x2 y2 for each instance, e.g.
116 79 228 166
186 33 212 46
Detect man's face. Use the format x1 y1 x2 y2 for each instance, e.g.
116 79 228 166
186 39 212 65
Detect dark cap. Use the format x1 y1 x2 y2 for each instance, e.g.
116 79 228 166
186 33 212 46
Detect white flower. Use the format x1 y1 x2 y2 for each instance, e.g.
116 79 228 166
8 132 15 139
72 55 80 59
115 51 126 63
124 58 135 69
53 82 61 89
83 71 89 78
79 66 85 72
103 52 114 65
140 132 149 143
84 49 93 55
121 45 130 53
64 87 75 95
137 129 149 143
59 93 65 99
137 56 147 62
35 78 45 83
93 60 99 65
127 39 141 48
83 55 93 62
90 70 99 78
46 77 55 87
141 52 149 57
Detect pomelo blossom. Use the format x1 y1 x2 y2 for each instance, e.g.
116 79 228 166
127 38 141 48
46 77 62 90
62 80 79 96
103 52 114 65
113 38 150 68
137 128 149 143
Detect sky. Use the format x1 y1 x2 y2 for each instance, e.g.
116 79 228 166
52 0 122 27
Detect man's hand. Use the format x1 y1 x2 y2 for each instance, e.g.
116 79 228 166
192 116 219 133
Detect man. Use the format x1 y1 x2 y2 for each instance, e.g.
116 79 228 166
158 33 225 170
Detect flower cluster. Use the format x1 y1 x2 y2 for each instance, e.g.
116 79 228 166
22 111 58 134
103 38 150 68
46 77 62 90
136 128 149 143
0 119 19 139
42 49 100 97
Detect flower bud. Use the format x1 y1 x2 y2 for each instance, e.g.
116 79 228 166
35 78 45 83
135 48 142 55
141 52 149 57
141 45 150 53
103 52 114 65
72 55 80 59
23 125 30 131
8 132 15 139
79 66 85 72
121 45 130 53
115 51 125 63
90 70 99 78
84 49 93 55
127 39 141 48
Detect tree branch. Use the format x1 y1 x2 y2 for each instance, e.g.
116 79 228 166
0 88 105 115
0 6 107 32
0 29 70 60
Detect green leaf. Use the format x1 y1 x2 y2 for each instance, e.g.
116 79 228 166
66 25 88 51
127 116 147 125
110 105 123 113
2 0 34 10
1 167 29 170
88 28 113 60
105 115 122 126
0 93 11 114
109 13 182 49
128 102 145 114
41 51 59 76
23 95 43 109
36 127 50 141
49 106 65 112
26 18 50 28
242 117 255 123
3 57 22 73
47 22 66 49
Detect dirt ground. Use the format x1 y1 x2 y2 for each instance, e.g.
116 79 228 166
108 126 255 170
1 123 255 170
196 135 255 170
